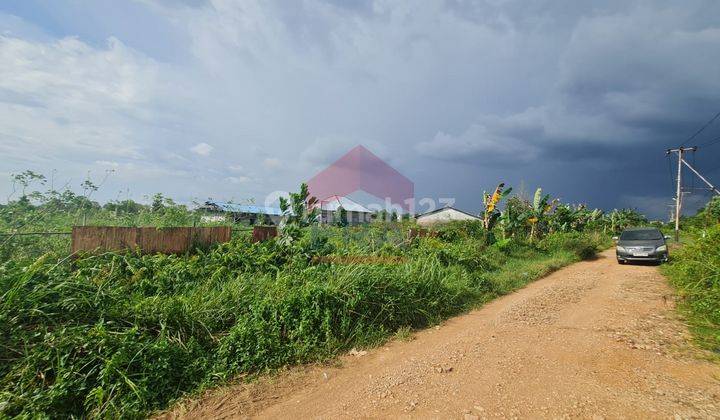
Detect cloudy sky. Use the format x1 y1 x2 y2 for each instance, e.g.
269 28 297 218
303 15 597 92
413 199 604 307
1 0 719 218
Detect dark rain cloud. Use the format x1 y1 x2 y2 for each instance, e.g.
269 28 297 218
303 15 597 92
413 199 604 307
0 0 719 218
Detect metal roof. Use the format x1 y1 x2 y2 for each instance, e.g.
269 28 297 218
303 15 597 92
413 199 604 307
205 196 373 216
317 195 373 213
416 206 480 219
204 201 283 216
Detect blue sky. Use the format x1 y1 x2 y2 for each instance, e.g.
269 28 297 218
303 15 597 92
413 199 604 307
1 0 719 218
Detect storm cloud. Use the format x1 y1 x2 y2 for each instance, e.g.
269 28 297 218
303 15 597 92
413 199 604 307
1 0 719 217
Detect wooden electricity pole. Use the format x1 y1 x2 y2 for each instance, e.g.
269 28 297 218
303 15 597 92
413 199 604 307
666 146 720 241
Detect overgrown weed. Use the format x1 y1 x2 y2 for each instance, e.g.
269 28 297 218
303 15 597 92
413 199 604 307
0 222 605 417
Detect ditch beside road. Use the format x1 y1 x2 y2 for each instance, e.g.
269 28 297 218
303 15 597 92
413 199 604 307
166 249 720 419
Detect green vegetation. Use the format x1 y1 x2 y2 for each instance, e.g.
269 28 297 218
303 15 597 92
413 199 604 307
0 175 623 417
0 172 228 261
663 197 720 354
0 223 606 418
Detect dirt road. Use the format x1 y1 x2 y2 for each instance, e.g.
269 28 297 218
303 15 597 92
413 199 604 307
168 250 720 419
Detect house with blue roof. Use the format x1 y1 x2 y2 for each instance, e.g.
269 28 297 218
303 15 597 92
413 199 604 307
201 196 374 226
200 201 283 225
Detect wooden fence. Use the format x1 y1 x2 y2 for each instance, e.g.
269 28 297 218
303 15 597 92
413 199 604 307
71 226 232 255
408 228 435 239
252 226 278 243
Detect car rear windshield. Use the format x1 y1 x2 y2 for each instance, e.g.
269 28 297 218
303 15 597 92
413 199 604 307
620 229 663 240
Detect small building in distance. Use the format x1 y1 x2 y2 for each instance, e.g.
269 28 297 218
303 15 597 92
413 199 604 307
200 201 283 225
416 206 480 227
316 195 373 225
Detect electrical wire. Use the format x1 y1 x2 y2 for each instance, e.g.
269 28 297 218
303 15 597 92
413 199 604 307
681 110 720 147
667 154 676 193
697 135 720 148
691 149 696 190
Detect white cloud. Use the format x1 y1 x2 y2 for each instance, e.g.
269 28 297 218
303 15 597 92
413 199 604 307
262 158 281 169
95 160 120 167
224 176 250 184
0 34 161 165
0 28 251 203
190 142 213 156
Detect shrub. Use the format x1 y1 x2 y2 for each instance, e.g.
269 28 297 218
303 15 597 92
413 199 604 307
663 224 720 351
706 197 720 224
434 220 486 241
539 232 599 260
0 227 602 418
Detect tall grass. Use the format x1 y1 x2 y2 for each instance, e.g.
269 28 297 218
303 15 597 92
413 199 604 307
0 223 604 417
663 224 720 353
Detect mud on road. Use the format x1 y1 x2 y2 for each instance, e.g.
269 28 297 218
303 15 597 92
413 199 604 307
163 250 720 419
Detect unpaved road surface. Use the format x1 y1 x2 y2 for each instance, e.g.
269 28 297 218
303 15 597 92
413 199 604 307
166 250 720 419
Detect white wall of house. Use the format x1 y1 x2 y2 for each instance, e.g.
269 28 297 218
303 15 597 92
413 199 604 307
319 209 372 225
200 214 228 223
416 208 480 226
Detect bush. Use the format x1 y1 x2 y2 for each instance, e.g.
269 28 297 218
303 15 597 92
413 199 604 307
663 225 720 351
434 220 486 242
706 197 720 224
539 232 600 260
0 227 602 418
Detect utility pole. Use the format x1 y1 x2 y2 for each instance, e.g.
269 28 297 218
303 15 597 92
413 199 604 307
667 147 691 242
666 146 720 242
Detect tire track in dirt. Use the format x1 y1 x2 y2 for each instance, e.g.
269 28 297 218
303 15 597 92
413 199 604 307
162 250 720 419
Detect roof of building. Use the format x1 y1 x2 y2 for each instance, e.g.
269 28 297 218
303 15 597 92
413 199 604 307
204 201 283 216
317 195 373 213
416 206 480 220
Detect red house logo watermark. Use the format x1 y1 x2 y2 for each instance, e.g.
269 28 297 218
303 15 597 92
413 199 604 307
307 145 414 212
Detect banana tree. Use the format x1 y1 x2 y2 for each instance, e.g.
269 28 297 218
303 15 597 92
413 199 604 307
605 208 646 234
527 187 557 240
578 208 603 229
500 195 530 239
549 203 574 233
482 183 512 230
549 203 602 233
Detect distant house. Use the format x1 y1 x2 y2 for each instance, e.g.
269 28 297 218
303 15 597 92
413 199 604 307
416 206 480 227
200 201 283 225
316 195 373 225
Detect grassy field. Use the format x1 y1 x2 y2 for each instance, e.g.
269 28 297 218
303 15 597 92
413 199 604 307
0 197 235 262
0 180 628 417
0 221 607 418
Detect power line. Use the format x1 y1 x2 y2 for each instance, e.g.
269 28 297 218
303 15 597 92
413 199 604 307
681 110 720 147
691 149 696 190
667 153 676 191
697 135 720 148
